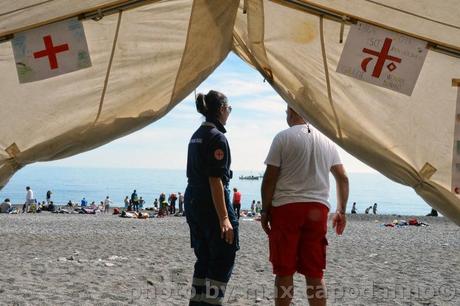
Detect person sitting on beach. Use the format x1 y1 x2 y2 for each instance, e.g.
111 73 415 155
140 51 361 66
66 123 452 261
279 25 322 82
426 208 438 217
81 197 88 207
365 206 372 214
0 198 12 213
47 201 55 212
351 202 357 214
373 203 378 214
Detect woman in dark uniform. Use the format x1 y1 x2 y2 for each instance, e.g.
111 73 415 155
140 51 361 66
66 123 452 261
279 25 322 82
185 90 238 306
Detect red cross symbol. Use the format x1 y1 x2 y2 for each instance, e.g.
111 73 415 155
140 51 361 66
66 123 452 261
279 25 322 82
33 35 69 70
361 38 401 78
214 149 224 161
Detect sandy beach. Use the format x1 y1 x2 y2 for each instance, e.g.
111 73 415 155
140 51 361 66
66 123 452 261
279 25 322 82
0 212 458 305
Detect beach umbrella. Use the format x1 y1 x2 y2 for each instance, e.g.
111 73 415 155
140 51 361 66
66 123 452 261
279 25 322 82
0 0 459 224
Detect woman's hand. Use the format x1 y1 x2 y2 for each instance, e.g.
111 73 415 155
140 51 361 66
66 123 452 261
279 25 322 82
220 216 234 244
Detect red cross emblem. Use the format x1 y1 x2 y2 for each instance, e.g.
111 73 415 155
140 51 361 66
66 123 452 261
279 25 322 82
33 35 69 70
214 149 224 161
361 38 401 78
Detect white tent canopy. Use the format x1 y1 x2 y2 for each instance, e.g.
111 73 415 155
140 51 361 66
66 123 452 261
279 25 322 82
1 0 459 224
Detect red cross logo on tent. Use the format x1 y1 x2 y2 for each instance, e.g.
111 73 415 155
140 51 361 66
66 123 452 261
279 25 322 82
33 35 69 70
361 38 402 78
11 18 92 83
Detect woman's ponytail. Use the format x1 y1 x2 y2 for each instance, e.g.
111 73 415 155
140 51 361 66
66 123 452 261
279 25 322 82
196 93 208 116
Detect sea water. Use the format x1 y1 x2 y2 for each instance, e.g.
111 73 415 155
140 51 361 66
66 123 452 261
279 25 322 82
0 165 432 216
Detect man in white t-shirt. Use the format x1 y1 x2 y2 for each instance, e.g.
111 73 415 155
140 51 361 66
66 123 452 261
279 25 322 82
23 186 35 213
261 106 349 306
104 196 112 213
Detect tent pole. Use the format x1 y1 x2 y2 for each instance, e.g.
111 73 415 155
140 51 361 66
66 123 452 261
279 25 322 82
0 0 161 43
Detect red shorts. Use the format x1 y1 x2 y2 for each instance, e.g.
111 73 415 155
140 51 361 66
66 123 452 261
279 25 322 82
269 202 328 278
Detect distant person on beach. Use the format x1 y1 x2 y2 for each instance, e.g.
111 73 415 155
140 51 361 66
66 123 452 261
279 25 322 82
139 196 145 210
426 208 438 217
365 206 372 214
153 198 159 209
232 188 242 219
23 186 35 213
46 190 52 204
124 196 129 209
251 200 256 215
373 203 378 214
178 192 184 214
169 193 177 214
104 196 112 213
131 190 139 212
159 192 166 204
256 201 262 213
184 90 238 305
0 198 12 213
351 202 357 214
261 106 349 306
81 197 88 207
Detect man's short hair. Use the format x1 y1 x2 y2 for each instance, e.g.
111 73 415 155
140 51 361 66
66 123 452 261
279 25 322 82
26 186 30 190
233 188 237 192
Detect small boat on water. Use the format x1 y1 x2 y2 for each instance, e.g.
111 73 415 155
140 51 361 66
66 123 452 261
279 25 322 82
239 175 260 180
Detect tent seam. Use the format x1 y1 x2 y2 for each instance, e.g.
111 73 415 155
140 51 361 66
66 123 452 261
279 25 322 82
364 0 460 30
319 16 342 140
93 11 123 125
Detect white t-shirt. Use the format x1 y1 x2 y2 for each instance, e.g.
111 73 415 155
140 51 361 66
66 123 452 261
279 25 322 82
26 189 34 202
264 124 342 209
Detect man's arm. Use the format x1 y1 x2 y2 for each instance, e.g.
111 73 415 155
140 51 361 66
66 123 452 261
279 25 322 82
330 164 349 235
260 165 280 235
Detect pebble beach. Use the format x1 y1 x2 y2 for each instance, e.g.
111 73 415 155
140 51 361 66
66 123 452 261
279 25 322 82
0 213 458 305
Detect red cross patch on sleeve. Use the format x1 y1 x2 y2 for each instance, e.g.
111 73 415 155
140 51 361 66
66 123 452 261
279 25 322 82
214 149 224 161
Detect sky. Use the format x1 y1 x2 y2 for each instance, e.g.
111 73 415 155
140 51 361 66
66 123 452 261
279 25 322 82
46 53 375 173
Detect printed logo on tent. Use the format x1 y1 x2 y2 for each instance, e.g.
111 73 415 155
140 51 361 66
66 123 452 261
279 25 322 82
11 18 92 83
336 22 428 96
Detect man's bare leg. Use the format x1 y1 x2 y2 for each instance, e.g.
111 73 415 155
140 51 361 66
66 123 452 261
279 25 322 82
275 275 294 306
305 277 326 306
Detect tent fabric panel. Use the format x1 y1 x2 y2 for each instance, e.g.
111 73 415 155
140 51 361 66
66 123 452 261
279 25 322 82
170 0 239 106
95 0 193 122
233 0 460 224
0 14 119 152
